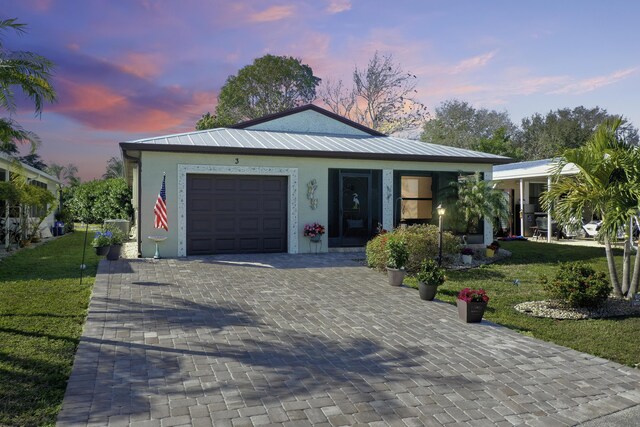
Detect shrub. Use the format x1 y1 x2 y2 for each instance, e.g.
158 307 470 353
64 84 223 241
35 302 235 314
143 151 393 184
366 224 460 272
386 236 409 269
102 224 126 245
416 260 446 287
542 262 611 308
66 178 132 223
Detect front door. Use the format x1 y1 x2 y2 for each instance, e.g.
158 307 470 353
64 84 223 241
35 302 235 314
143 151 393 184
339 172 372 246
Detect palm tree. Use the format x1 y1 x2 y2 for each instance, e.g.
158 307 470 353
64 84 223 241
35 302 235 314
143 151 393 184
102 156 123 179
542 118 639 298
0 18 56 153
454 171 509 235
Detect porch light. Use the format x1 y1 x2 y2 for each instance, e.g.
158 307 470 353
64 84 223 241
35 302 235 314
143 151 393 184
437 204 446 217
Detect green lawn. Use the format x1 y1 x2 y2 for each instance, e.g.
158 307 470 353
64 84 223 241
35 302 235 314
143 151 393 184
0 231 99 427
406 241 640 368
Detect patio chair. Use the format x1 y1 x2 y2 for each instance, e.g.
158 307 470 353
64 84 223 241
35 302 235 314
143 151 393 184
582 220 602 238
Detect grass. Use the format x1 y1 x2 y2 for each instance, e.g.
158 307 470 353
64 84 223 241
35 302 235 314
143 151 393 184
405 241 640 368
0 230 99 427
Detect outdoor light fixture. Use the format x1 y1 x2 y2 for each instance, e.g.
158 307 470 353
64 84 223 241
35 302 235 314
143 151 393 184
437 204 446 266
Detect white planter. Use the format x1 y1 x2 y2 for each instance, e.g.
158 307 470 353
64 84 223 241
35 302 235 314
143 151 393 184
462 254 473 264
387 268 405 286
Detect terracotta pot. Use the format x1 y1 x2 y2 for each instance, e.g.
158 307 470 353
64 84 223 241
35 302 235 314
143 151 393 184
94 245 110 256
106 244 122 261
418 282 438 300
387 268 405 286
457 299 487 323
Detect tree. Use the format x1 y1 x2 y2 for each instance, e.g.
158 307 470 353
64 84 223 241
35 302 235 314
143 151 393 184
18 152 47 170
452 172 509 235
0 19 56 153
420 99 517 153
195 112 230 130
542 118 639 298
46 163 79 187
65 178 133 224
320 52 428 134
471 127 523 159
103 156 123 179
210 54 321 125
517 106 638 160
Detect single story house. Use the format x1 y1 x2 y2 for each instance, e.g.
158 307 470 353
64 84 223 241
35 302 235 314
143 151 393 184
0 152 61 240
493 159 579 241
121 105 511 258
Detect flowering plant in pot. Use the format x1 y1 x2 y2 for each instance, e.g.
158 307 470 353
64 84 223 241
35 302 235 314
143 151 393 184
104 226 125 260
415 260 445 300
457 288 489 323
486 241 500 258
460 247 474 264
303 222 325 241
386 237 409 286
91 231 112 256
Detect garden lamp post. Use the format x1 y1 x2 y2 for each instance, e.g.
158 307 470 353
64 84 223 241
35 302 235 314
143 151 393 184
437 204 446 266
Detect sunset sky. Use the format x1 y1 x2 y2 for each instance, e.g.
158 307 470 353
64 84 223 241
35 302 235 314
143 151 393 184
5 0 640 180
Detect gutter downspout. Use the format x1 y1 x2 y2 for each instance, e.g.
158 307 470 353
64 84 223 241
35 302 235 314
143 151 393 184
547 176 552 242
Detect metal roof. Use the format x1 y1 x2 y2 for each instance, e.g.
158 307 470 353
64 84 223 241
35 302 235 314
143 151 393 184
493 158 579 180
121 128 511 164
0 152 61 184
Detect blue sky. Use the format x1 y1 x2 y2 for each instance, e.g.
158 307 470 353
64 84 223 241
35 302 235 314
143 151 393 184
5 0 640 179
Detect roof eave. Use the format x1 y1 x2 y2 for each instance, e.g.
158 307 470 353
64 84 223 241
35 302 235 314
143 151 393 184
119 142 511 165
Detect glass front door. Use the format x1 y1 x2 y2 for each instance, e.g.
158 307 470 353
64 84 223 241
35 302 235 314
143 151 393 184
340 173 371 246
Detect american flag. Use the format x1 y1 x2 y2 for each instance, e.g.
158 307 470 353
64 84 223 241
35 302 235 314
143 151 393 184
154 174 168 231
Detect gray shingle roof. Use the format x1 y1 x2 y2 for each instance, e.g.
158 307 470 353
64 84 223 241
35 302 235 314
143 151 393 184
121 128 511 164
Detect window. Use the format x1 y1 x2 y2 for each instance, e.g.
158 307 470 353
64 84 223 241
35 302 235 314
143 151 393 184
29 181 49 218
401 176 432 221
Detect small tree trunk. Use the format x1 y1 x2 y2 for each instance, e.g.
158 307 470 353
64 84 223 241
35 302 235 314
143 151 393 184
621 237 631 296
604 236 623 297
629 239 640 298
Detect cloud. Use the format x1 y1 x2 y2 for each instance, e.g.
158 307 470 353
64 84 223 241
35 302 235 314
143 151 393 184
117 52 164 79
450 51 497 74
249 5 296 23
326 0 352 14
549 68 637 95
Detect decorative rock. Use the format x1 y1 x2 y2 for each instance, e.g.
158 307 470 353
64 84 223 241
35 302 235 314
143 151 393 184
515 298 640 320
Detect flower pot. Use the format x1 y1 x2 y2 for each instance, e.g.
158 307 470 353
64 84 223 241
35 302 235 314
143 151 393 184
106 244 122 261
309 235 322 242
461 254 473 264
457 299 487 323
486 248 495 258
94 245 110 256
418 282 438 300
387 268 405 286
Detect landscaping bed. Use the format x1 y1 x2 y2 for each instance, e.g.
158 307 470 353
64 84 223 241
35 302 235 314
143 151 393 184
0 231 99 426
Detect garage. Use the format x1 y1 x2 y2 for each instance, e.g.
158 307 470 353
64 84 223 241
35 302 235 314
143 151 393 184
186 174 288 255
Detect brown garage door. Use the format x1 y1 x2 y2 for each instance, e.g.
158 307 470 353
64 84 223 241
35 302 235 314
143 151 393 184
187 174 288 255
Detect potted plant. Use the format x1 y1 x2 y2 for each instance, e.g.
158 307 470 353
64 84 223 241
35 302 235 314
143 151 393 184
486 241 500 258
457 288 489 323
416 260 445 300
105 227 125 260
91 231 112 256
460 247 474 264
303 222 325 242
386 237 409 286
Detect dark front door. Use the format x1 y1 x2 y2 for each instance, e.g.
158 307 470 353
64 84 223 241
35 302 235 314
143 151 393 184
186 174 287 255
339 172 372 246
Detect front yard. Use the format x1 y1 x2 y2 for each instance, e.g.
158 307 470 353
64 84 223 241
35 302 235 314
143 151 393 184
406 241 640 368
0 231 98 427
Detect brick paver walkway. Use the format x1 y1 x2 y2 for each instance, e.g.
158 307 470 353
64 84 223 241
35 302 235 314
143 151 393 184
58 253 640 426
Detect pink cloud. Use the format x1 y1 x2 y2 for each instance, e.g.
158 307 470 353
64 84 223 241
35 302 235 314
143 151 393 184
249 5 296 23
451 51 497 74
549 68 637 95
326 0 352 14
117 52 164 79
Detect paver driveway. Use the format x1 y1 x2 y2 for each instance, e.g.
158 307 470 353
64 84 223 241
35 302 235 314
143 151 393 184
58 253 640 427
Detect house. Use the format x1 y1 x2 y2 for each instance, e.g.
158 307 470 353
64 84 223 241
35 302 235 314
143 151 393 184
121 104 511 258
493 158 579 241
0 152 61 241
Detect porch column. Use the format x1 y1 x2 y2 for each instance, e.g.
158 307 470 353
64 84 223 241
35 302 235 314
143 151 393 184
483 170 494 245
382 169 393 231
519 178 524 237
547 176 552 242
4 169 8 249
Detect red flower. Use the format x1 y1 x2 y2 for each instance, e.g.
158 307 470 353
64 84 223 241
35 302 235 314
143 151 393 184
457 288 489 303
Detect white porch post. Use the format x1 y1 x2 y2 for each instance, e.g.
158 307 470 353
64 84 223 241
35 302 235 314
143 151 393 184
519 178 524 237
483 170 493 245
547 176 552 242
4 169 8 249
382 169 394 231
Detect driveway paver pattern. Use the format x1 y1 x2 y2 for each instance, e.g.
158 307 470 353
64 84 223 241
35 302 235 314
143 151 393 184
57 253 640 426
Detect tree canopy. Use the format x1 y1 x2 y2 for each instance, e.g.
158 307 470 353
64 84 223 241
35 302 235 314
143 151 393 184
65 178 132 224
202 54 321 128
0 18 56 154
103 156 123 179
320 52 428 134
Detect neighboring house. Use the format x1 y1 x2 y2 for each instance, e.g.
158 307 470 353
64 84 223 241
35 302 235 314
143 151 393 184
0 152 61 239
493 159 579 240
121 104 510 258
